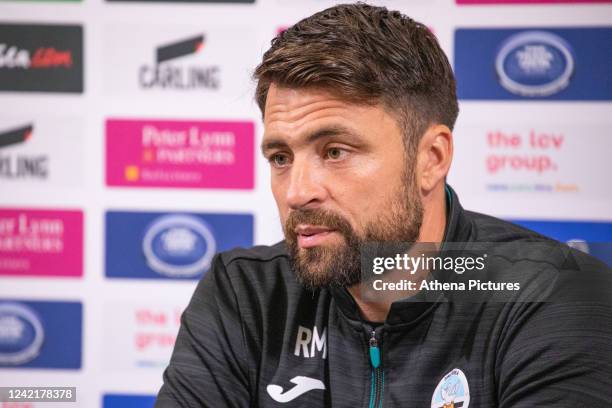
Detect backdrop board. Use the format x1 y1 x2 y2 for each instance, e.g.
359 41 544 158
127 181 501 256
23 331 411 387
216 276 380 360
0 0 610 406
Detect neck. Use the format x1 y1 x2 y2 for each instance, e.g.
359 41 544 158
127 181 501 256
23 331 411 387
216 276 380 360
347 185 448 323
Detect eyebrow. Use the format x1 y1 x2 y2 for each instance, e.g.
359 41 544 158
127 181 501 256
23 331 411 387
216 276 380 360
261 125 364 155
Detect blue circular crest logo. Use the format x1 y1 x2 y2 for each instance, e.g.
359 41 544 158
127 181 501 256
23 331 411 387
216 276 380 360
0 303 44 365
496 31 574 97
142 214 216 278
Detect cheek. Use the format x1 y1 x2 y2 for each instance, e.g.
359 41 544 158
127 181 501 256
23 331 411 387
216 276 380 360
271 178 288 218
331 171 400 230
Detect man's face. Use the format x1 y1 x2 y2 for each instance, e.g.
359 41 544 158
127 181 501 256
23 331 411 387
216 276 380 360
262 84 423 289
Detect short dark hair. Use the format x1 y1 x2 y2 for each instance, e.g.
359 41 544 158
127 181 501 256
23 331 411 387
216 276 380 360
254 3 459 153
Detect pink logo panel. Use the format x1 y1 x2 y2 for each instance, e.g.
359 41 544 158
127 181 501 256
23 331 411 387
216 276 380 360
457 0 612 3
106 119 255 189
0 208 83 277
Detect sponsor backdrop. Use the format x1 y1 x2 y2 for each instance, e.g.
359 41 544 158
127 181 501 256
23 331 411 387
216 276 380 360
0 0 610 406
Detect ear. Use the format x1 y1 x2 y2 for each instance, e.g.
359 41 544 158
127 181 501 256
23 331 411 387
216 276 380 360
416 124 453 193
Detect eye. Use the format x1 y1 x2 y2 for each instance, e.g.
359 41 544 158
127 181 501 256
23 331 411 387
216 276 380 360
269 152 291 168
326 147 346 160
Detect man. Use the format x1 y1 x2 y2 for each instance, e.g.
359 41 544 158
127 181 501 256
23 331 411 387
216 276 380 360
155 4 612 407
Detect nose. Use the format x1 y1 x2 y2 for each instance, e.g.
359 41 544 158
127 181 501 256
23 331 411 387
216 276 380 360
285 157 327 210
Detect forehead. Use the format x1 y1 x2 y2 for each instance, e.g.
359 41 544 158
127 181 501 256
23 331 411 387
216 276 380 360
262 84 399 145
264 85 365 124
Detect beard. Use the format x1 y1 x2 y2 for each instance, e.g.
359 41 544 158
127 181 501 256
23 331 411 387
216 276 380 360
284 168 423 290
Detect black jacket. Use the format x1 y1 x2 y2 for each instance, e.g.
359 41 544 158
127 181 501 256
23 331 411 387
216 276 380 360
155 186 612 407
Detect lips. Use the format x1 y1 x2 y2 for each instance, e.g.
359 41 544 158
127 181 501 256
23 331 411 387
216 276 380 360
295 225 336 249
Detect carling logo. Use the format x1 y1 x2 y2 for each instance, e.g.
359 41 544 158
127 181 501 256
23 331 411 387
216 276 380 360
0 117 84 187
455 28 612 100
0 208 83 277
0 300 82 369
156 35 204 63
139 34 219 90
0 124 32 148
106 119 254 189
105 211 253 280
104 25 255 97
0 123 48 180
0 24 83 93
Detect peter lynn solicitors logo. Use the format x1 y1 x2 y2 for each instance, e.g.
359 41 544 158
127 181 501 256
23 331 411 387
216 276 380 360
0 24 83 93
0 209 83 277
106 119 254 189
108 0 253 3
0 124 49 180
455 27 612 100
139 34 220 91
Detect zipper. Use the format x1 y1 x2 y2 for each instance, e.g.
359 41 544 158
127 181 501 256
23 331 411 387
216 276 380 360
368 328 384 408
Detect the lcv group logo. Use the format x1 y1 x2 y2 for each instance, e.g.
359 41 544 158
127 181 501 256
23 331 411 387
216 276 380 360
450 123 611 197
106 119 254 189
105 211 253 280
103 302 185 371
455 27 612 100
0 300 82 369
0 24 83 93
